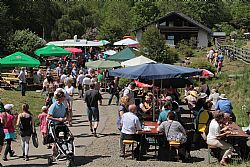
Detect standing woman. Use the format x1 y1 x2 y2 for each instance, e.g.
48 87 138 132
64 78 74 126
0 111 6 166
16 104 34 161
2 104 16 161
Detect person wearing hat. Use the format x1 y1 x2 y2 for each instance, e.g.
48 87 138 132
2 104 16 161
123 82 136 105
184 90 198 111
18 67 26 96
215 94 236 122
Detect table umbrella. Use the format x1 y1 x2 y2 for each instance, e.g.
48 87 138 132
86 60 121 69
34 44 72 57
0 52 40 67
64 48 82 55
113 38 139 46
201 69 214 78
109 63 202 120
109 63 202 80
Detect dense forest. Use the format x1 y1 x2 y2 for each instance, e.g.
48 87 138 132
0 0 249 55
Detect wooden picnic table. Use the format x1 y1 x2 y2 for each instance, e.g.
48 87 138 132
227 122 248 138
2 77 19 81
1 73 18 77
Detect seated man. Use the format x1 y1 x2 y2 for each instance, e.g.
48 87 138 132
158 102 177 125
207 112 233 166
120 104 147 158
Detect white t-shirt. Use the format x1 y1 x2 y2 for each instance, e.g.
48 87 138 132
82 77 92 85
121 112 142 134
77 74 85 85
43 78 49 87
60 74 67 83
207 119 220 141
65 86 74 102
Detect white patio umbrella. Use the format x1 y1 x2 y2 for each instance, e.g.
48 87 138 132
121 55 156 67
113 38 139 46
103 50 117 56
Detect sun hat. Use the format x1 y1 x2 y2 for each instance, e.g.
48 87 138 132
219 94 227 100
199 93 207 99
190 91 198 97
4 104 14 110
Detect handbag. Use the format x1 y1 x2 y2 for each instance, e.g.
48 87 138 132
43 133 54 145
32 125 39 148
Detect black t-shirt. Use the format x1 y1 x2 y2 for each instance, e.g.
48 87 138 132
84 89 102 107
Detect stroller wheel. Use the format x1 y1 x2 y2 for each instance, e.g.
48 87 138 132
66 160 72 167
48 156 53 166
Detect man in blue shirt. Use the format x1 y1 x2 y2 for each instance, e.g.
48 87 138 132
47 88 67 158
215 94 236 122
158 101 175 125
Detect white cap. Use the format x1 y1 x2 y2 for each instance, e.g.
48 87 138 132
4 104 14 110
42 106 47 111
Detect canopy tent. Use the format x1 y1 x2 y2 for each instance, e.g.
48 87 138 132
34 44 72 57
107 48 137 62
85 60 121 69
103 50 117 56
46 39 110 47
121 55 156 67
0 52 40 67
113 38 139 46
64 48 82 54
109 63 202 80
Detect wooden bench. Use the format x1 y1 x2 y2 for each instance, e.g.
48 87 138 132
122 140 137 159
169 140 181 161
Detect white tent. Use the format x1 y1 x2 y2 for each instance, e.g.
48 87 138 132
102 50 117 56
113 38 139 46
121 55 156 67
46 39 108 47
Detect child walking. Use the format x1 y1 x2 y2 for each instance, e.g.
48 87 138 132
38 106 50 148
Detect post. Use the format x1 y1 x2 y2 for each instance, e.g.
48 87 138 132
152 80 155 121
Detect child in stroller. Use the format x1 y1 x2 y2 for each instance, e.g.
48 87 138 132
48 124 75 167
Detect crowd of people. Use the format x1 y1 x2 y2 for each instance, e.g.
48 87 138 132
207 48 225 74
0 55 249 166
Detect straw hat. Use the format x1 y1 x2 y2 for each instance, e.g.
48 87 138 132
190 91 198 97
219 94 227 100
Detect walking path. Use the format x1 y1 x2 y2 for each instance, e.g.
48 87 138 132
3 94 111 167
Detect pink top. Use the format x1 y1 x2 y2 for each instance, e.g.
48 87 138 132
4 114 15 133
38 113 48 134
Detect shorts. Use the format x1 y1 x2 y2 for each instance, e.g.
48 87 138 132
87 107 99 122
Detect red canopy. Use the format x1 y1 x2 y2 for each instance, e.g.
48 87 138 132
134 80 153 88
65 48 82 55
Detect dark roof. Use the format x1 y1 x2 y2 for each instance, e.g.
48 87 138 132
133 11 212 33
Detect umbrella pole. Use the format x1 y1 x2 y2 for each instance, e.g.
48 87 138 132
153 80 155 121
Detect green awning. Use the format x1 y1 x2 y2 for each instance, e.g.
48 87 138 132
86 60 121 69
0 52 40 67
107 48 137 61
34 44 72 57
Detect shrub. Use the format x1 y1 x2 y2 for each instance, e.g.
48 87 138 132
118 78 131 88
176 40 194 57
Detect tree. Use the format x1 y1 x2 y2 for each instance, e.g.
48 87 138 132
230 1 250 29
140 26 178 64
132 1 160 29
6 29 45 56
98 1 132 41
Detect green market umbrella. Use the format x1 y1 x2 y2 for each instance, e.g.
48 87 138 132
0 52 40 67
86 60 121 69
107 47 137 62
34 44 72 57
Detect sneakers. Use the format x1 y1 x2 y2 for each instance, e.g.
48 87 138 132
25 155 29 161
10 150 15 157
2 157 7 161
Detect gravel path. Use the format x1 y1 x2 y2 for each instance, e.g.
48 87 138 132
81 94 215 167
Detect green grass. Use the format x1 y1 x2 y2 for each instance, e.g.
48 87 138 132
0 89 45 125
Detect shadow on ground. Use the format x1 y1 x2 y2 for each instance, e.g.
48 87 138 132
74 155 111 166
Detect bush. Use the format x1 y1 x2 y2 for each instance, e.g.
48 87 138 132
188 61 216 74
177 40 194 57
118 78 131 88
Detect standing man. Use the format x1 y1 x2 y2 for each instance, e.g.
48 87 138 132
18 67 26 96
76 70 85 98
123 82 136 104
84 84 102 137
108 77 119 105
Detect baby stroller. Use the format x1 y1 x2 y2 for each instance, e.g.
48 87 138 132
48 123 75 167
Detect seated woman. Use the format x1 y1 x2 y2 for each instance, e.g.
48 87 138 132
139 95 152 120
157 112 191 160
158 102 177 125
207 112 233 166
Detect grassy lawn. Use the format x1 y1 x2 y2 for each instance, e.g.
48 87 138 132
0 89 45 124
